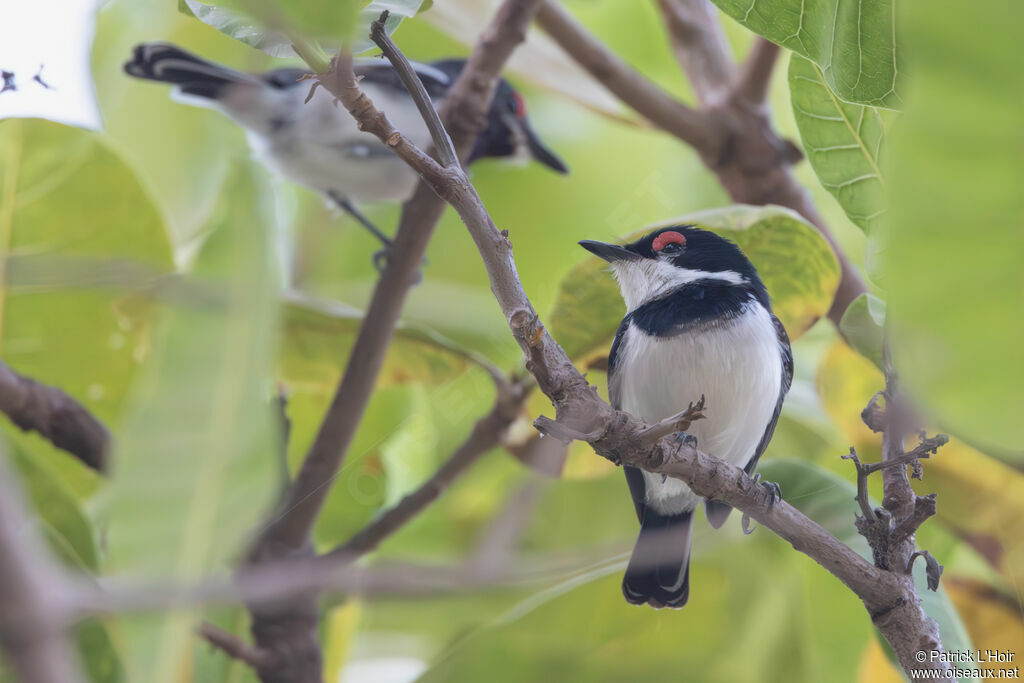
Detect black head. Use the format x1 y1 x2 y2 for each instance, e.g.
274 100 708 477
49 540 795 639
579 226 769 312
430 59 568 174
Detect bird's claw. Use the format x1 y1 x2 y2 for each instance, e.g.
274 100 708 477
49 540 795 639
372 246 392 273
672 431 699 450
751 472 782 509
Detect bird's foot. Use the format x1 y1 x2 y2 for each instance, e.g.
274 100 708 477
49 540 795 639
663 432 698 482
751 472 782 509
672 431 699 451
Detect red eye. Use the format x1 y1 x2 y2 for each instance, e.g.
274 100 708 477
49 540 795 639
653 231 686 252
512 92 527 119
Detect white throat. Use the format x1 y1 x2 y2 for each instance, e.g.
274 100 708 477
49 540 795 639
610 259 748 311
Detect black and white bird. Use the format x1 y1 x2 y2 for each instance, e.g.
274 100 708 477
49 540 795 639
579 226 793 609
124 43 567 257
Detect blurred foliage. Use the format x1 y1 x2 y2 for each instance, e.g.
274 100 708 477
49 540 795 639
181 0 428 59
818 342 1024 666
100 162 281 683
884 0 1024 454
0 119 172 496
0 0 1018 680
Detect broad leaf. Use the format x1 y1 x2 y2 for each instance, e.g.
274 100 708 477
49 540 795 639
711 0 902 107
789 55 893 236
101 163 280 682
885 0 1024 452
0 119 173 494
180 0 427 58
280 291 484 394
550 205 839 361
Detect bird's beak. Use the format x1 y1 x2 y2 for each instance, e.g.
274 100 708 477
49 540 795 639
523 120 569 174
578 240 638 263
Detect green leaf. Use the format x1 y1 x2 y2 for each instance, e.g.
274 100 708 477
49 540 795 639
180 0 426 58
549 205 839 361
5 442 99 571
380 384 440 507
838 293 885 368
2 443 123 682
789 54 893 235
280 291 487 394
100 163 280 683
884 0 1024 452
710 0 902 107
0 119 173 494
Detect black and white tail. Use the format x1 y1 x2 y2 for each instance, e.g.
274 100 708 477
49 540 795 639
124 43 257 99
622 509 693 609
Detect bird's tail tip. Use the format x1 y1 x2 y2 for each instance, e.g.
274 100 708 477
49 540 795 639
622 509 693 609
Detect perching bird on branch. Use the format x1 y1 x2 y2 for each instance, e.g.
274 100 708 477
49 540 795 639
124 43 568 264
580 226 793 608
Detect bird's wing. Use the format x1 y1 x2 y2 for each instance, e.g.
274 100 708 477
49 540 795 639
349 60 452 99
608 316 648 523
606 313 630 410
744 313 793 476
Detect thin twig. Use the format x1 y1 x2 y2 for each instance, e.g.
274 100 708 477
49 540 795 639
655 0 736 103
732 37 780 105
535 1 717 156
370 12 458 168
0 360 109 472
199 622 275 670
0 446 85 683
637 394 706 445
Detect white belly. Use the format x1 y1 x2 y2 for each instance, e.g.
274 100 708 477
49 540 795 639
223 80 432 204
615 304 782 515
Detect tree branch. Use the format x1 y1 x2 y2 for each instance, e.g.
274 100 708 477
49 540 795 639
0 445 85 683
538 0 867 325
198 622 275 671
331 30 951 677
535 1 718 156
655 0 736 104
0 360 109 472
325 374 528 563
732 38 780 105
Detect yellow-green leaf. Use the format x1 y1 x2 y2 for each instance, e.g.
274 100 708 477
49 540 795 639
0 119 173 494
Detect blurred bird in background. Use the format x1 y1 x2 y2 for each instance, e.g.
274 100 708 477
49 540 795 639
124 42 568 266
